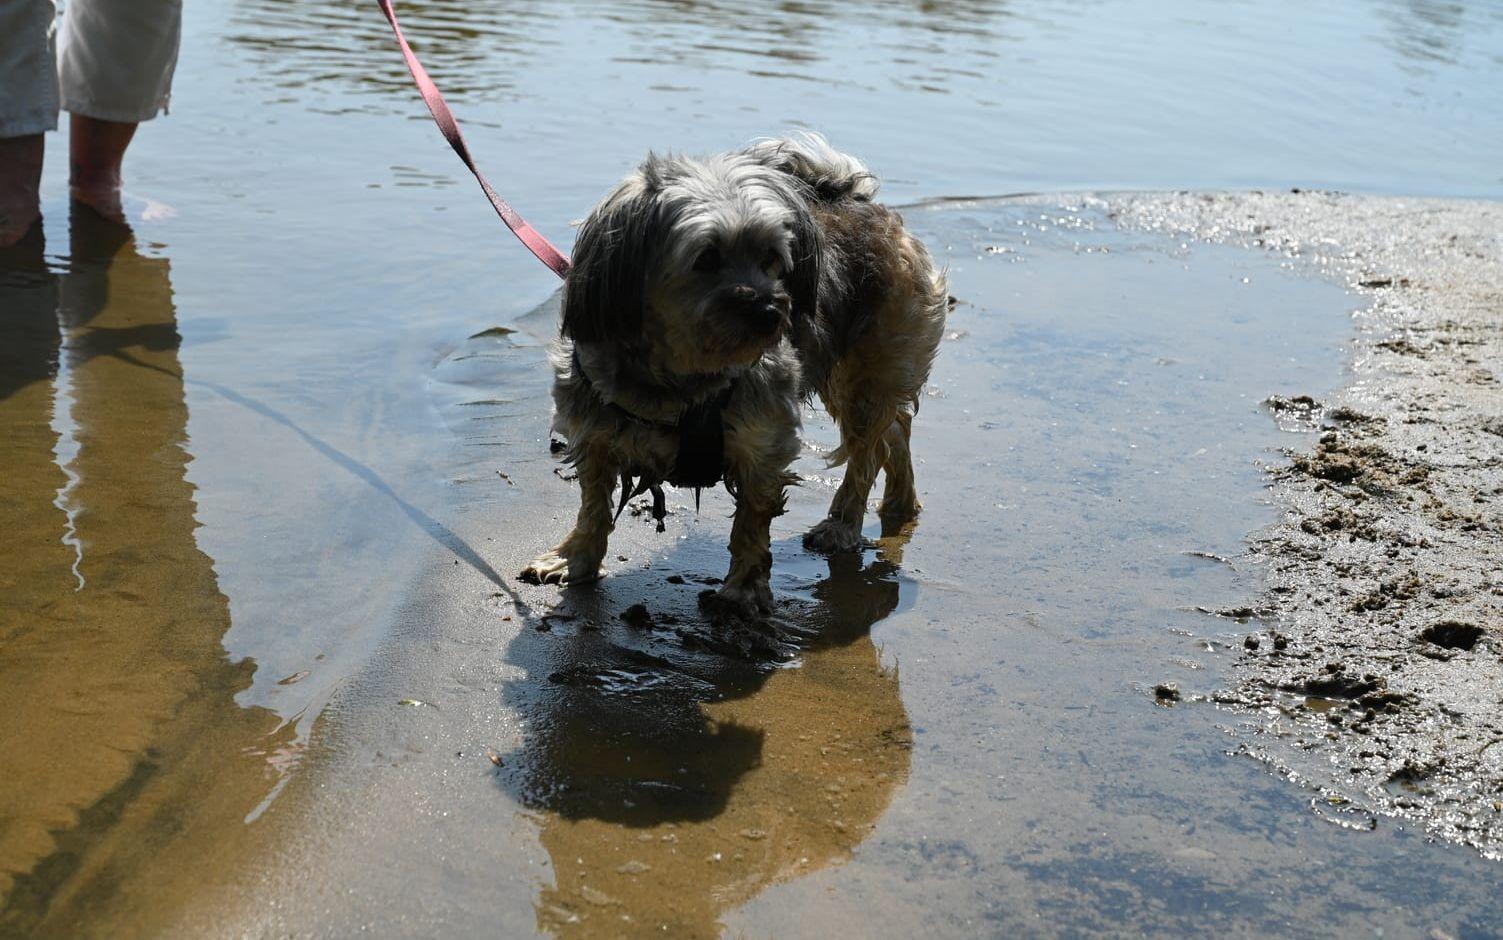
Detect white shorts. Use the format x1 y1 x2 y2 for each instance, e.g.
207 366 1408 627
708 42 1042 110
0 0 182 138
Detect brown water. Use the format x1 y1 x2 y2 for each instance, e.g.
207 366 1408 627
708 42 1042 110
3 1 1503 937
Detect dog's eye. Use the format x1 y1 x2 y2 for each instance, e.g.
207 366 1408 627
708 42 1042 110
763 251 784 276
693 247 721 273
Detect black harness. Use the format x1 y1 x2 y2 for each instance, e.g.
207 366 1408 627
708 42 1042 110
666 386 735 489
568 352 735 532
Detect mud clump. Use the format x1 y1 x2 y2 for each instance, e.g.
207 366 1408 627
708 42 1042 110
1375 337 1428 357
1348 573 1421 612
1300 506 1378 541
1200 605 1261 621
620 603 655 630
1289 667 1384 701
1265 394 1320 412
1418 620 1484 651
1264 394 1322 429
1285 433 1428 492
1385 761 1434 787
1293 449 1362 484
1285 666 1418 714
1326 405 1382 426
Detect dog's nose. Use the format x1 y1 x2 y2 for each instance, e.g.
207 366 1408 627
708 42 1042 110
752 302 784 332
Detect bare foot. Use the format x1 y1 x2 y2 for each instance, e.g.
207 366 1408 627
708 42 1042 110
69 187 177 228
0 205 41 248
69 115 138 225
68 181 124 223
0 134 44 248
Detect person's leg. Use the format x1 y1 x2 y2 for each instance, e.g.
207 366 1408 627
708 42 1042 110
68 115 136 221
0 0 61 247
58 0 181 220
0 134 46 245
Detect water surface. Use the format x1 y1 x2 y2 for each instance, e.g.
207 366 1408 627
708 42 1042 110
3 0 1502 935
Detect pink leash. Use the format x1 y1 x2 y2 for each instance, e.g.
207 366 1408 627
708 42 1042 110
376 0 571 279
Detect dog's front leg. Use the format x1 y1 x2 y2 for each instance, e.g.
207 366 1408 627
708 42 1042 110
520 449 617 585
706 470 790 619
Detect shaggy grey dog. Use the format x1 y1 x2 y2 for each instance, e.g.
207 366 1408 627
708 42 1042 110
520 135 948 618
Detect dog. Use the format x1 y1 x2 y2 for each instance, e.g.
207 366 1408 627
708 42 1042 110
519 135 948 618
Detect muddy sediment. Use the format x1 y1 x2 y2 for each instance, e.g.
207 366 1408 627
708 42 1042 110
1105 191 1503 857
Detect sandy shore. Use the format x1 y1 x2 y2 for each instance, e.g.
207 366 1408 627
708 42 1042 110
1106 191 1503 858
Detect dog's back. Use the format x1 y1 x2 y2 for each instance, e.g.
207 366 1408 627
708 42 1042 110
740 135 947 554
741 134 881 204
743 136 946 411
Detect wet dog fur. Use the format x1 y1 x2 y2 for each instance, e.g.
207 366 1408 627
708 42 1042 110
519 135 948 618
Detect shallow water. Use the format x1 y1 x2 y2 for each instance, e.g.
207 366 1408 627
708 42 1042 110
2 0 1502 936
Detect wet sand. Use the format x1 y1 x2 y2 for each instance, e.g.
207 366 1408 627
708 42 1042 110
1107 190 1503 860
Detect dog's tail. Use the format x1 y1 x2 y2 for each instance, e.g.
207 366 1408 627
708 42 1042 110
743 132 879 202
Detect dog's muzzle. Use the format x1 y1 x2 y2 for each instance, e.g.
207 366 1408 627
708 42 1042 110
728 285 790 336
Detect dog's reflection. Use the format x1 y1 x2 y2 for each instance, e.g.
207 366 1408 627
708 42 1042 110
501 544 914 938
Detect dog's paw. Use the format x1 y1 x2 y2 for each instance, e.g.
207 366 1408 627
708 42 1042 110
519 550 601 586
878 498 921 538
698 582 772 622
877 495 921 528
802 517 865 553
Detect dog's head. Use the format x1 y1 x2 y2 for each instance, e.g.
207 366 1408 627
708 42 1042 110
562 152 822 375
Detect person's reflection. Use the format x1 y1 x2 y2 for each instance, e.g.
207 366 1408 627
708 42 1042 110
502 547 914 938
0 209 283 935
1376 0 1467 69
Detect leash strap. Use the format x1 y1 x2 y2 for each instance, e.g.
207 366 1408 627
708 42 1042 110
376 0 571 279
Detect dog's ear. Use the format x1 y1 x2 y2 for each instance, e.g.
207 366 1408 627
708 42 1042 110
785 201 823 325
562 177 659 344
